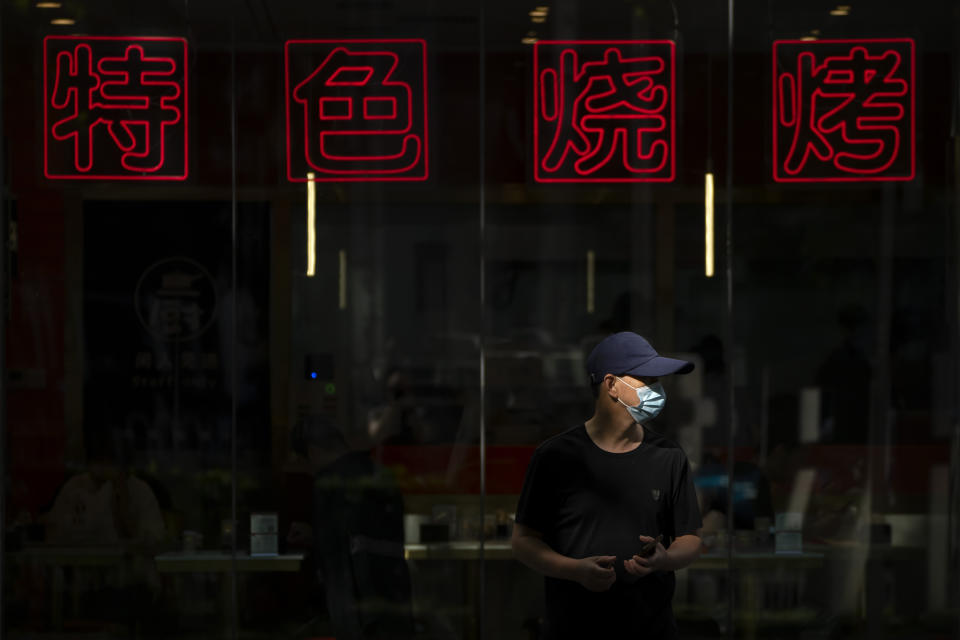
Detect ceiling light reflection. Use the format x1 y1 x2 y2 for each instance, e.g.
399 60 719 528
306 172 316 277
704 172 715 278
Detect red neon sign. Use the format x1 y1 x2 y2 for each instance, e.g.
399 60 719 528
772 38 915 182
285 39 428 182
44 36 188 181
534 40 675 183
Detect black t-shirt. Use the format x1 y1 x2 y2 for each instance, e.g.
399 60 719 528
515 424 702 640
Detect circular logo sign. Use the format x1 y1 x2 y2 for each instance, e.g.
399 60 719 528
135 257 218 342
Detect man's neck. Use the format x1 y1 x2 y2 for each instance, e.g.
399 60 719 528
584 413 644 452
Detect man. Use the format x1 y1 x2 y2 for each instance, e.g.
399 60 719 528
42 439 165 547
40 433 167 635
512 331 704 639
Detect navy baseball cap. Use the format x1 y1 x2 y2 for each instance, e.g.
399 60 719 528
586 332 694 383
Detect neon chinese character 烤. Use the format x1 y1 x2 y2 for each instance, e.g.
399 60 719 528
534 40 675 183
286 39 428 182
44 36 188 180
773 38 915 182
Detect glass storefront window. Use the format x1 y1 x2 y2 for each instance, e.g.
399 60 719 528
2 1 959 639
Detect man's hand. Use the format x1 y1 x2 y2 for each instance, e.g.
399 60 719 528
575 555 617 592
624 535 667 578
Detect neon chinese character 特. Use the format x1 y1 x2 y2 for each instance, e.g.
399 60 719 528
44 36 188 180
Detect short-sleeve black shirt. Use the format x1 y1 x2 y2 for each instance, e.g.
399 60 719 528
515 424 702 640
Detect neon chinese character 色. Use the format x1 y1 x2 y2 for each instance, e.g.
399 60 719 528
286 39 428 182
534 40 675 183
773 38 914 182
44 36 188 180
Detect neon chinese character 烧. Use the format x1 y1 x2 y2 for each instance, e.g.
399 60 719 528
773 38 915 182
286 39 428 182
44 36 188 180
534 40 675 183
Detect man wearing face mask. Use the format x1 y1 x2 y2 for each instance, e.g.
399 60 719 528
512 332 704 640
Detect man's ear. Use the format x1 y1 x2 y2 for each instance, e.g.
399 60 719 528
602 374 619 399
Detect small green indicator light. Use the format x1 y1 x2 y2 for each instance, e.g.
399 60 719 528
325 382 336 395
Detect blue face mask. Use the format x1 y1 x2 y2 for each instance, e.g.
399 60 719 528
616 377 666 424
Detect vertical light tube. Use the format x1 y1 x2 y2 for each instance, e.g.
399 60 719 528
306 172 316 277
586 250 595 313
705 172 715 278
338 249 347 310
